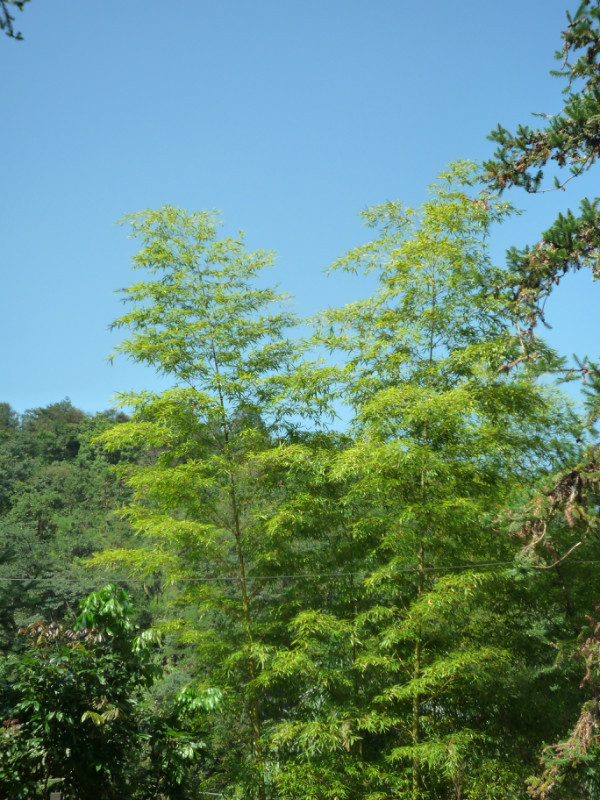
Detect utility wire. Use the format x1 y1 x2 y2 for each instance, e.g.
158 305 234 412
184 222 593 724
0 560 597 584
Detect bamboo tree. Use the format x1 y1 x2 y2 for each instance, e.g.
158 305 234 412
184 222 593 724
269 161 574 799
90 205 313 799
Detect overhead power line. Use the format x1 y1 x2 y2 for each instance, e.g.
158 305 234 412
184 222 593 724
0 559 597 585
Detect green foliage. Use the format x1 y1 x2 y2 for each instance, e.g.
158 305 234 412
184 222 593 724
75 177 589 799
0 401 141 653
0 586 155 798
0 585 219 799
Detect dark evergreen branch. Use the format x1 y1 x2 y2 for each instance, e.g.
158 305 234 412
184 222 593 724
483 1 600 195
0 0 29 40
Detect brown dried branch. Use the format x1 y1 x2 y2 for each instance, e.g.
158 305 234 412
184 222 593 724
512 458 600 565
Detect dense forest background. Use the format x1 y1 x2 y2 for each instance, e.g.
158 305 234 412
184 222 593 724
3 3 600 800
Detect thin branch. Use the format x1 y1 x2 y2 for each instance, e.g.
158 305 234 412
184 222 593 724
536 540 583 569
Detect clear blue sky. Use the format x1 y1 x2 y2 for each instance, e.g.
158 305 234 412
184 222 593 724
2 0 599 415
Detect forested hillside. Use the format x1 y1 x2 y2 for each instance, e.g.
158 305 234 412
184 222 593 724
2 3 600 799
0 400 136 650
